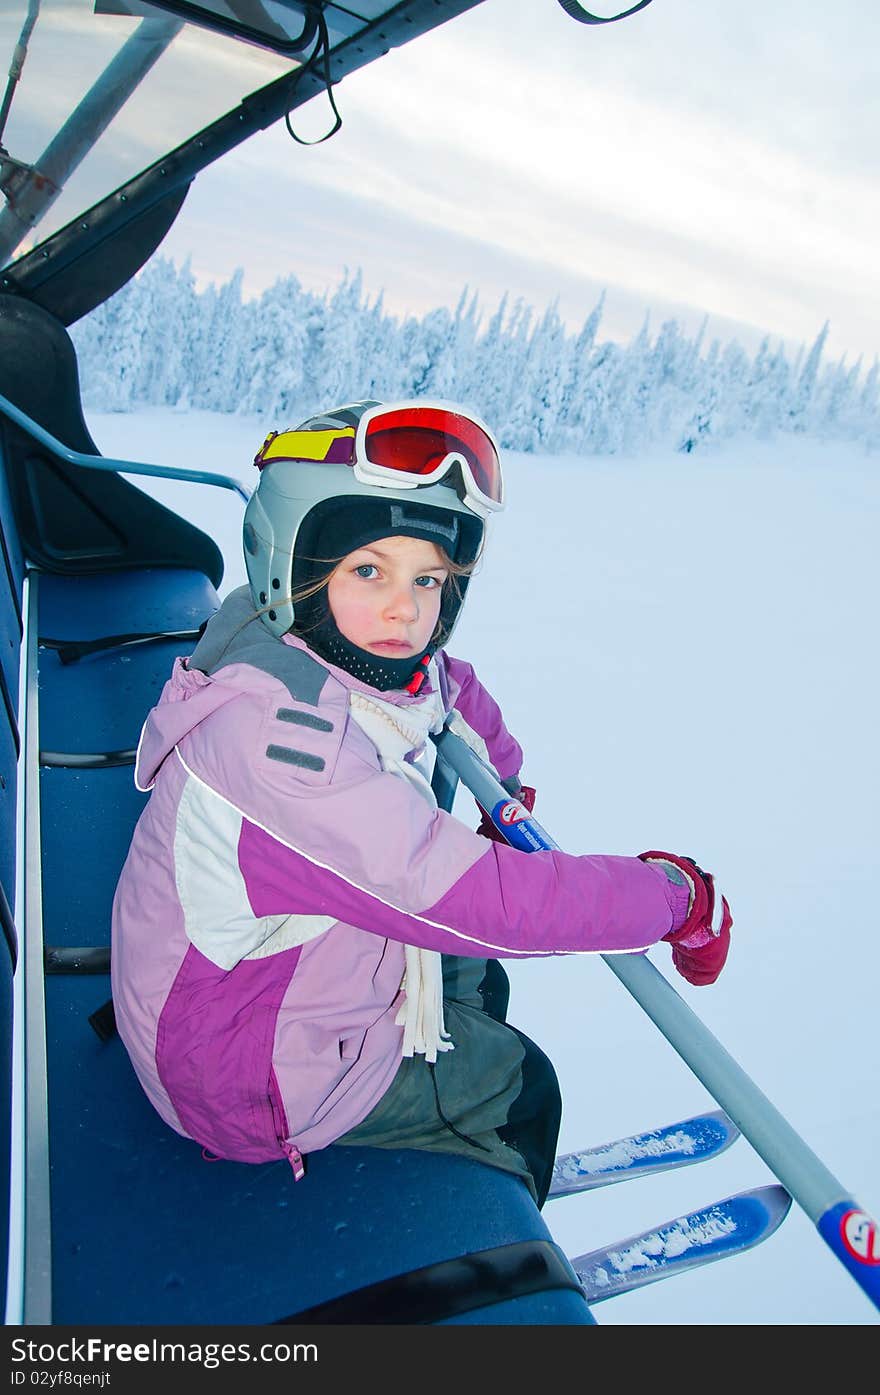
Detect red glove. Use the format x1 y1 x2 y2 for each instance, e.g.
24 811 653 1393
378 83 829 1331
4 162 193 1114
638 851 732 986
475 785 536 843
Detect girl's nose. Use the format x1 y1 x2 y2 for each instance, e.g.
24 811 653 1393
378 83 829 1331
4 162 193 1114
384 585 418 622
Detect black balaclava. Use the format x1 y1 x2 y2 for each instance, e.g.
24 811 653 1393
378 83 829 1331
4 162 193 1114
292 495 483 692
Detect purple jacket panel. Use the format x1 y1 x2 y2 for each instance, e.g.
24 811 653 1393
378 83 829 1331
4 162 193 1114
239 817 685 959
155 939 302 1162
441 653 524 781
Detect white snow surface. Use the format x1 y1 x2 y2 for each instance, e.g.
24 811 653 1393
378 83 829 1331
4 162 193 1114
88 407 880 1326
555 1127 702 1183
607 1209 737 1271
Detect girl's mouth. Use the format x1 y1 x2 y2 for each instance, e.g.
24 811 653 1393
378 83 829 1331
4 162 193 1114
370 639 414 653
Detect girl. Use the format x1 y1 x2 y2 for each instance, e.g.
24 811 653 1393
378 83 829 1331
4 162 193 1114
111 399 731 1209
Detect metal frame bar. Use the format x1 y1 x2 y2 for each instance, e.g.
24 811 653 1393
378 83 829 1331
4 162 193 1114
0 17 183 268
0 392 250 502
6 573 53 1324
3 581 29 1325
0 0 485 302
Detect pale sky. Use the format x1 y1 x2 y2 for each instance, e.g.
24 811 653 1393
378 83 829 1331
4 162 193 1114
7 0 880 363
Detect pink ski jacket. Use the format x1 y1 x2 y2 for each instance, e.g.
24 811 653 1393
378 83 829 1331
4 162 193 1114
111 588 688 1174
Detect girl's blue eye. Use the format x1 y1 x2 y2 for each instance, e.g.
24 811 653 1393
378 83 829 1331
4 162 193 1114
355 564 377 579
415 575 445 589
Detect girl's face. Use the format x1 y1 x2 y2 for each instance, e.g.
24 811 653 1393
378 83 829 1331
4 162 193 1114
327 535 449 658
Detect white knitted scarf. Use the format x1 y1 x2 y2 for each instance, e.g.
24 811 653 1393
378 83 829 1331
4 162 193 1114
348 662 455 1064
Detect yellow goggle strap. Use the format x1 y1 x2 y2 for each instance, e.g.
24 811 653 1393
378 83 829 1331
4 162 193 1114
254 427 355 466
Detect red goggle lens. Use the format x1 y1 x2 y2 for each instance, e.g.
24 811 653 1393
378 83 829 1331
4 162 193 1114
363 408 502 504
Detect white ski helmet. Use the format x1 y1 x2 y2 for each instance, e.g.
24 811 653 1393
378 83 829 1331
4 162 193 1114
242 399 503 648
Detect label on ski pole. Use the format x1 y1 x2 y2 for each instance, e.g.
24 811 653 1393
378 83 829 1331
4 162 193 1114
817 1201 880 1311
490 799 555 852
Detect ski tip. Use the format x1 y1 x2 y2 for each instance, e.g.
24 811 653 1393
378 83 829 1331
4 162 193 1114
569 1183 793 1305
756 1182 793 1232
548 1109 742 1198
703 1108 742 1145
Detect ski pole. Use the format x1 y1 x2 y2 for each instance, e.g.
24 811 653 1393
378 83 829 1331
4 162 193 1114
431 724 880 1316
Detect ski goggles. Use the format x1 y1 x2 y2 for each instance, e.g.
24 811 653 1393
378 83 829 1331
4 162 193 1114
255 401 504 520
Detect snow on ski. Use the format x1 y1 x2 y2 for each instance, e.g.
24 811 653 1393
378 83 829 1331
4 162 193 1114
570 1184 792 1304
548 1109 740 1199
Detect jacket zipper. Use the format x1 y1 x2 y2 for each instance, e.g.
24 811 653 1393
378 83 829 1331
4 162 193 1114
268 1068 305 1181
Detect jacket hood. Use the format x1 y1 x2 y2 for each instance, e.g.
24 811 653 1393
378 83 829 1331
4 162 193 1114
134 659 244 791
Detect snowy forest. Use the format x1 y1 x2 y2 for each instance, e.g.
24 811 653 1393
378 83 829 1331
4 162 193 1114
72 256 880 456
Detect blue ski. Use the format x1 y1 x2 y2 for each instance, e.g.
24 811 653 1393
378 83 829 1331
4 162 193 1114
549 1109 740 1199
571 1184 792 1303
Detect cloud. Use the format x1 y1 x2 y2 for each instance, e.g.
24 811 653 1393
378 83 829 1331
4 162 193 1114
169 14 877 360
5 0 877 363
158 156 813 360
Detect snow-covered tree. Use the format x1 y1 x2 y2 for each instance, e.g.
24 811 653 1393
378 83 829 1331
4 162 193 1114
238 275 314 421
194 268 247 413
789 321 829 433
71 260 880 456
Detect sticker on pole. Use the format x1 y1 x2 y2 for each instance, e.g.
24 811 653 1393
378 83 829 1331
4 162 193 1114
497 799 529 828
840 1209 880 1266
490 799 553 852
818 1199 880 1309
